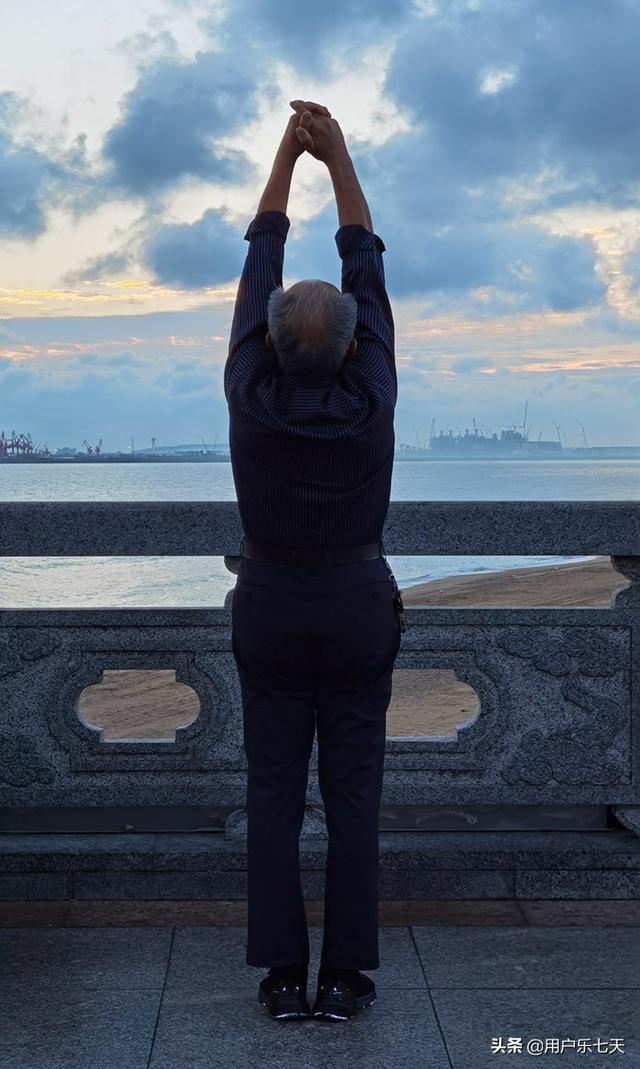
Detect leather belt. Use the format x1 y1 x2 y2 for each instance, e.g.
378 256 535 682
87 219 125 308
240 537 384 565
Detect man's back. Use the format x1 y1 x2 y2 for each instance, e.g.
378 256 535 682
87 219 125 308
225 213 396 547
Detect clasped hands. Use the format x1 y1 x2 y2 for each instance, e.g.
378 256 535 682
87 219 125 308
281 99 346 165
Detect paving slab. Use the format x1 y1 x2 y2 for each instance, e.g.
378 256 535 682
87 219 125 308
1 922 637 1069
0 987 161 1069
149 989 450 1069
411 925 640 989
430 988 640 1068
163 925 426 1000
0 926 172 990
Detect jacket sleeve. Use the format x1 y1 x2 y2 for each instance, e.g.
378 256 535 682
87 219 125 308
224 210 290 400
335 223 396 404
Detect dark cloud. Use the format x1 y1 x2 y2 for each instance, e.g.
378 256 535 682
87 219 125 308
217 0 412 77
382 0 640 213
255 195 605 312
0 92 72 238
100 51 259 197
132 0 619 311
63 250 132 285
144 208 244 287
5 0 636 320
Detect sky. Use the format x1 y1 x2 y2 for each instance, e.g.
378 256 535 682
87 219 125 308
1 0 640 452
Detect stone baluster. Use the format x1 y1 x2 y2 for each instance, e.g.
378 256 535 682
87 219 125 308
610 555 640 607
610 556 640 834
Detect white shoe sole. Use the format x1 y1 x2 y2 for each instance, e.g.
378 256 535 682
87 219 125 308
313 994 377 1020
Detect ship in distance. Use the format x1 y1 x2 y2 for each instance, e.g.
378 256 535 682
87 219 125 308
399 405 640 460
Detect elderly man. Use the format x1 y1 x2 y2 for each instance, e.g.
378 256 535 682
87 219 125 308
225 99 404 1022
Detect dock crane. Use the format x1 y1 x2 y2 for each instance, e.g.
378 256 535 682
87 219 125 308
551 420 571 448
576 420 588 448
0 430 34 456
82 438 103 455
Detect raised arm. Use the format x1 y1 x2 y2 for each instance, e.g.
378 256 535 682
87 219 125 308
330 153 394 367
296 109 396 400
224 101 331 399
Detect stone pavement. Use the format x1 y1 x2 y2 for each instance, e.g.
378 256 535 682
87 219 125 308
0 905 639 1069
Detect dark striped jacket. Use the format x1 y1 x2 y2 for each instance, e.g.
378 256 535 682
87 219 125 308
224 209 396 547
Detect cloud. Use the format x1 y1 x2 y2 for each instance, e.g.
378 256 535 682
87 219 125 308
99 51 259 197
380 218 604 310
625 242 640 290
0 92 73 239
144 208 243 287
450 356 494 374
0 344 226 451
381 0 640 214
154 368 215 393
63 250 132 286
140 181 604 312
217 0 411 76
123 0 618 312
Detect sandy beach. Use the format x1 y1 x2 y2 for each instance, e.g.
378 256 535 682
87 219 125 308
400 554 623 609
80 556 628 742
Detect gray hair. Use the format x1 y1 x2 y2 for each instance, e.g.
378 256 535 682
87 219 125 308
267 280 358 378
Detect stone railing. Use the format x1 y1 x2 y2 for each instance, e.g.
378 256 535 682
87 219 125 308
0 500 638 841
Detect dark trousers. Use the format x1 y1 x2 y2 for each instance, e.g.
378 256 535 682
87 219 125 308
231 552 402 971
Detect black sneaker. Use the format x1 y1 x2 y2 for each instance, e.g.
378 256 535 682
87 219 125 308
312 970 377 1020
258 971 311 1020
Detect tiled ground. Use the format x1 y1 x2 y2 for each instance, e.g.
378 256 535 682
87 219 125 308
0 907 639 1069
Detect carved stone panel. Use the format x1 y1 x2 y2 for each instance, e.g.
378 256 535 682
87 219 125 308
49 647 240 772
382 621 632 796
495 625 630 787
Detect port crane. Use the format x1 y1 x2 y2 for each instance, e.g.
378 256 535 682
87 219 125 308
576 420 588 448
82 438 103 455
551 420 571 448
0 429 35 457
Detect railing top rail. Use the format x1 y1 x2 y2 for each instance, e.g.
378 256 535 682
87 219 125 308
0 500 638 556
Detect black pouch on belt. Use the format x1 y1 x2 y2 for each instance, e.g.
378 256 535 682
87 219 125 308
379 540 407 633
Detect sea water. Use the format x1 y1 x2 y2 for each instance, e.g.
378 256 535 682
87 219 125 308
0 458 637 607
